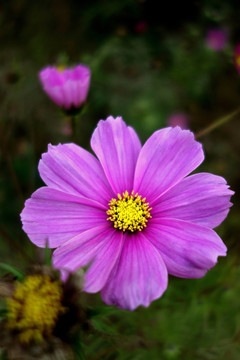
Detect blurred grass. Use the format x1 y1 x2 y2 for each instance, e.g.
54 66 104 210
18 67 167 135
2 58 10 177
0 1 240 359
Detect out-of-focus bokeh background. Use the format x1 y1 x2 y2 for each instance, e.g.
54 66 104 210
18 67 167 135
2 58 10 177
0 1 240 359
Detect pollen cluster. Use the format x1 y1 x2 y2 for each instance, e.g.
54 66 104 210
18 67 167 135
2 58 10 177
57 64 66 72
6 275 66 344
107 191 152 232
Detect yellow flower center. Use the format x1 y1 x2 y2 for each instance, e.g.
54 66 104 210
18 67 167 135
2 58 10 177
107 191 152 232
6 275 66 344
57 64 66 72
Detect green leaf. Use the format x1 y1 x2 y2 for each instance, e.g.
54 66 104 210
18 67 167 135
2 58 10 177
0 351 7 360
91 318 117 335
87 306 120 318
0 263 24 280
72 331 86 360
0 307 7 318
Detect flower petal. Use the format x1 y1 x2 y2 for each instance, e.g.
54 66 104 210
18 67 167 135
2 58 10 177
61 80 89 109
101 232 168 310
134 127 204 204
39 65 90 109
147 218 227 278
21 187 107 248
39 67 65 107
53 225 123 292
152 173 234 228
62 65 90 108
38 143 113 205
91 116 141 194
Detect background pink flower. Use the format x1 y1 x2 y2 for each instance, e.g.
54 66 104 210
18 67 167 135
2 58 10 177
167 112 189 129
39 64 91 110
206 28 228 51
21 117 233 310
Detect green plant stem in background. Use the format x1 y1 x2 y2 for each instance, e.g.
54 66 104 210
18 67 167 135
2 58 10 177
70 115 78 143
66 106 86 143
0 262 24 281
44 244 52 266
196 108 240 138
70 114 83 143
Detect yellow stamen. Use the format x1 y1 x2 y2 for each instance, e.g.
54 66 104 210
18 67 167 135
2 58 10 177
6 275 66 344
57 65 66 72
107 191 152 232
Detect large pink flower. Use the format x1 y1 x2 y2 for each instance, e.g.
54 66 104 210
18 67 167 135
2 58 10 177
21 117 233 310
39 64 90 110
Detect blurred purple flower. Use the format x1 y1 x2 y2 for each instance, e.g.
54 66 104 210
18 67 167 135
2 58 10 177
206 28 228 51
39 64 91 110
234 44 240 74
21 117 233 310
167 112 189 129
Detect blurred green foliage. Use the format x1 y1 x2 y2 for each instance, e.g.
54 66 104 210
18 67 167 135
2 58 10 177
0 0 240 359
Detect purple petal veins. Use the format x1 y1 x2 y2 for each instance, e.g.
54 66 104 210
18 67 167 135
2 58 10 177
91 116 141 194
133 126 204 205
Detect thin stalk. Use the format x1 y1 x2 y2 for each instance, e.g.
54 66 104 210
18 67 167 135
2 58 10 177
196 108 240 139
70 115 77 142
67 106 85 144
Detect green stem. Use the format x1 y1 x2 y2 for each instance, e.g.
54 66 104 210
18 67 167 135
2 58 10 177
195 108 240 139
70 115 77 142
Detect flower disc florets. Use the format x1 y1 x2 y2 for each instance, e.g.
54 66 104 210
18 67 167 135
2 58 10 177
107 191 152 232
6 275 66 344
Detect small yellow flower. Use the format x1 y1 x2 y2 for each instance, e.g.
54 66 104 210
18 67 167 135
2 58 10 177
6 274 66 344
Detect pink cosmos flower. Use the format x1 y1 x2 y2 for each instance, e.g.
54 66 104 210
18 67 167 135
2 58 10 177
205 28 228 51
39 64 91 110
21 116 233 310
